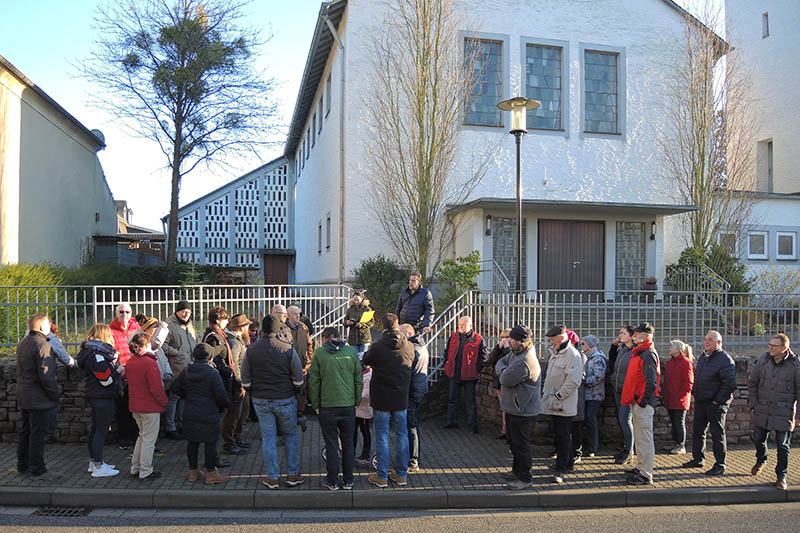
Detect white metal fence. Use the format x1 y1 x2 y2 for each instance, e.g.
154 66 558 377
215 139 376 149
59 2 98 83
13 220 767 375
0 285 355 357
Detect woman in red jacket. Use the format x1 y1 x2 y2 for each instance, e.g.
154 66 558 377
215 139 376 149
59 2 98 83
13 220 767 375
662 340 694 455
126 331 168 480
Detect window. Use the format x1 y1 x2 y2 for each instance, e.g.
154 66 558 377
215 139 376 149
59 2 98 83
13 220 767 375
583 49 620 134
719 233 737 255
301 140 305 167
464 38 503 127
776 232 797 260
317 223 322 254
762 12 769 38
748 231 768 260
524 42 566 131
325 214 331 251
307 127 312 153
311 115 316 146
326 73 332 116
318 97 323 133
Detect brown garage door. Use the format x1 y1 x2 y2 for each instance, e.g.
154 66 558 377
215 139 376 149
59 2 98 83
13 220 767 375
538 220 605 290
263 254 291 285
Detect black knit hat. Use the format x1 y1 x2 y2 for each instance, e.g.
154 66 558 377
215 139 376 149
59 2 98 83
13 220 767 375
192 343 214 361
634 322 654 334
262 314 280 335
176 300 191 312
545 324 566 338
509 324 532 343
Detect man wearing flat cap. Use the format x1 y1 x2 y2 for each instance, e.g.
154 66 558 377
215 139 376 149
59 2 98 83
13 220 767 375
162 300 198 439
540 325 583 484
241 315 305 489
622 322 661 486
495 324 541 490
221 314 252 455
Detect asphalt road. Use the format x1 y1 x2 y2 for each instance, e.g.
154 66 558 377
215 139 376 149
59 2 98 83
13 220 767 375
0 503 798 532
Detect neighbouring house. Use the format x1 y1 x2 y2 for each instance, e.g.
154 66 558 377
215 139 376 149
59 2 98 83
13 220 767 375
720 2 800 281
165 157 294 283
92 201 166 266
285 0 710 291
0 54 118 267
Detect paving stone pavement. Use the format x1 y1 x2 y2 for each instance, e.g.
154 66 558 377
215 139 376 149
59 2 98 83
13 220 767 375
1 416 798 507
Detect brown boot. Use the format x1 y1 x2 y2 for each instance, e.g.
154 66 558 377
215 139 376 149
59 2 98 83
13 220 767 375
188 469 204 482
205 469 229 485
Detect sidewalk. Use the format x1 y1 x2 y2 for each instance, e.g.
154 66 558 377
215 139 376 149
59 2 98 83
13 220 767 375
1 417 798 509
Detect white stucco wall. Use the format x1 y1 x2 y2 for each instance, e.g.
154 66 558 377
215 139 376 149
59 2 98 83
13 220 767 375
726 1 800 194
0 69 23 264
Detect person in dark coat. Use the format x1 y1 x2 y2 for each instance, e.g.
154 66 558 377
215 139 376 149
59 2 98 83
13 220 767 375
171 343 232 485
395 271 434 334
399 323 429 472
343 291 374 352
485 328 512 440
362 313 414 488
442 316 487 433
203 306 235 468
16 314 60 477
682 330 736 476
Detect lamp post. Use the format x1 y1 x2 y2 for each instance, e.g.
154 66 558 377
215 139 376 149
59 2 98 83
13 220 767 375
497 96 539 291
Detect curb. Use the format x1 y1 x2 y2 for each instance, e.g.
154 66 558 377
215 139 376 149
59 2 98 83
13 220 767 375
0 485 794 510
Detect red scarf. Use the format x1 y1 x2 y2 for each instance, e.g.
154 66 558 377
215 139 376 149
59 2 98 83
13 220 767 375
633 338 653 356
210 324 233 367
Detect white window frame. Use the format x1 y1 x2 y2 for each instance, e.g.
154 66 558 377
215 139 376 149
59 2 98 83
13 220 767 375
460 31 510 130
520 37 570 137
579 42 626 140
776 231 797 260
747 231 768 260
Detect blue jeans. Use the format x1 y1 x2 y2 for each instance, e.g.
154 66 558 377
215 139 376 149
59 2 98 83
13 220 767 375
753 426 792 479
373 409 409 480
585 400 601 454
669 409 687 447
447 380 477 428
407 394 422 464
88 398 115 464
252 397 299 479
615 392 633 452
164 392 183 432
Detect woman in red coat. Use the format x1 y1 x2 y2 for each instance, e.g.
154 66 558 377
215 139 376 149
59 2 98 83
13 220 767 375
126 331 168 480
662 340 694 455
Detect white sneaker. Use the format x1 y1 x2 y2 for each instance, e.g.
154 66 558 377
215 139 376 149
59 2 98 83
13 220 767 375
88 461 116 473
91 463 120 478
669 446 686 455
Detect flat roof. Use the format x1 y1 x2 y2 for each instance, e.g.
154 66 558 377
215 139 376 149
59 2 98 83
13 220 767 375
448 197 701 217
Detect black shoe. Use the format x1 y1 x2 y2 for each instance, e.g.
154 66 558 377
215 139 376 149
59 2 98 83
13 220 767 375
118 441 131 450
223 445 247 455
682 459 705 469
624 467 641 476
236 439 251 448
44 435 57 444
495 433 507 440
443 423 458 429
141 471 161 480
216 457 231 468
614 451 632 464
627 473 653 486
705 465 726 476
471 426 479 434
165 431 182 440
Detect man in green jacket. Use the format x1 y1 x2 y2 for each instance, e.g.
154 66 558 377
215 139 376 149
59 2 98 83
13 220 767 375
309 327 363 491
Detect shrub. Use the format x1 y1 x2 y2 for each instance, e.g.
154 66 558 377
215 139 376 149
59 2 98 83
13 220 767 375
351 255 405 318
706 243 752 294
435 250 481 310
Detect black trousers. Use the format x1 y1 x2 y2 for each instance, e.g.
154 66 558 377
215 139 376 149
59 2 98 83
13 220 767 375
506 414 533 483
187 440 217 471
692 401 728 468
553 415 573 474
354 417 372 460
17 408 49 475
116 384 138 444
319 406 356 485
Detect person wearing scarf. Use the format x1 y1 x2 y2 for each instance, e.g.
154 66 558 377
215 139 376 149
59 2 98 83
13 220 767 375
203 306 235 469
621 322 661 486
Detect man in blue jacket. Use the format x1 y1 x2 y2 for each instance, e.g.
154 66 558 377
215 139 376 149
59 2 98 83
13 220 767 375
396 272 434 335
682 330 736 476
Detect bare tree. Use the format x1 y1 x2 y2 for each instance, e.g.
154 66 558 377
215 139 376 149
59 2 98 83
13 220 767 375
81 0 279 264
661 4 759 253
363 0 493 280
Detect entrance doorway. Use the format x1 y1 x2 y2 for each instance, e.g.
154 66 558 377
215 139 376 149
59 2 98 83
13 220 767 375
538 220 605 290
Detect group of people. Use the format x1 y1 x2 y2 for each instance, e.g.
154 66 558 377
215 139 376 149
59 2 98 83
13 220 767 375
13 271 800 493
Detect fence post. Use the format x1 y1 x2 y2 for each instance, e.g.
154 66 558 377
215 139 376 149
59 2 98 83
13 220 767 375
199 285 205 325
91 286 98 325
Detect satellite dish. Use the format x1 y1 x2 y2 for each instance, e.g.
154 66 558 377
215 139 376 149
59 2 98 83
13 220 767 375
90 129 106 148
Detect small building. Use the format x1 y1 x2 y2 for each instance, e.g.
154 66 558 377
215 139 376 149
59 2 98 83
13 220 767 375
0 54 118 266
164 157 294 283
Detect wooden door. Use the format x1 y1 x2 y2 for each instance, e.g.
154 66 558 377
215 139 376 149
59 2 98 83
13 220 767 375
263 254 290 284
538 220 605 290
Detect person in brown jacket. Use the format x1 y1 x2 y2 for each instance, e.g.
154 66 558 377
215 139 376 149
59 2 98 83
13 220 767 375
288 305 314 431
343 291 374 353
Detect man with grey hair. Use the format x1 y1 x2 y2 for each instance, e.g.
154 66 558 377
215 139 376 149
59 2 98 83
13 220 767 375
682 330 736 476
442 316 486 433
271 304 292 345
109 302 140 449
287 305 313 431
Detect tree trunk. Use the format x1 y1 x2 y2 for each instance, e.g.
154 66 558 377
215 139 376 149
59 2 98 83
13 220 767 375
166 163 181 265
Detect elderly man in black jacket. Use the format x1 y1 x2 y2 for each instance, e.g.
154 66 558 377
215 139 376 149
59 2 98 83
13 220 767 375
682 330 736 476
16 313 60 477
363 313 414 488
396 271 435 335
748 333 800 490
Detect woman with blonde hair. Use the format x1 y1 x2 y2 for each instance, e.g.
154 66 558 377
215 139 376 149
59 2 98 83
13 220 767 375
77 324 122 477
662 340 695 454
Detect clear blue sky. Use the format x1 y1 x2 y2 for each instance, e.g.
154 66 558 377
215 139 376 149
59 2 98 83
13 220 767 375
0 0 720 230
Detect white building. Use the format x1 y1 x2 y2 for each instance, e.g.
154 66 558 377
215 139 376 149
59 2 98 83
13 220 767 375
0 54 118 267
167 157 294 283
287 0 707 290
722 1 800 277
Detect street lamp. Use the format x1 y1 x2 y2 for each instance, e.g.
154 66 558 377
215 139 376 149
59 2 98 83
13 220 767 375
497 96 539 291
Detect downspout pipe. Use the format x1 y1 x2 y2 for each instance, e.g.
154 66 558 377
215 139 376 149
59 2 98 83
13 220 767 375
323 12 346 283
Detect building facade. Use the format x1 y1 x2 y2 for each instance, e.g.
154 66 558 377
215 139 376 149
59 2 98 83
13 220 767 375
0 54 118 267
286 0 705 290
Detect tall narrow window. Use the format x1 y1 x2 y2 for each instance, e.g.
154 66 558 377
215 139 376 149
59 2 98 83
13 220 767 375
308 127 312 152
525 44 563 130
318 97 323 133
318 223 322 254
767 140 773 192
325 215 331 251
584 50 619 134
325 73 332 116
464 38 503 127
762 12 769 38
311 115 316 146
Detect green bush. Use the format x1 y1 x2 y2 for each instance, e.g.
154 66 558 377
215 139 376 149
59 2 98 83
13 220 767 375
436 250 481 310
0 263 65 347
351 255 405 318
706 243 752 294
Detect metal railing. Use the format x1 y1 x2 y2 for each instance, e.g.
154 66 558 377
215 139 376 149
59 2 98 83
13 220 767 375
665 264 731 310
477 259 511 291
0 284 356 357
